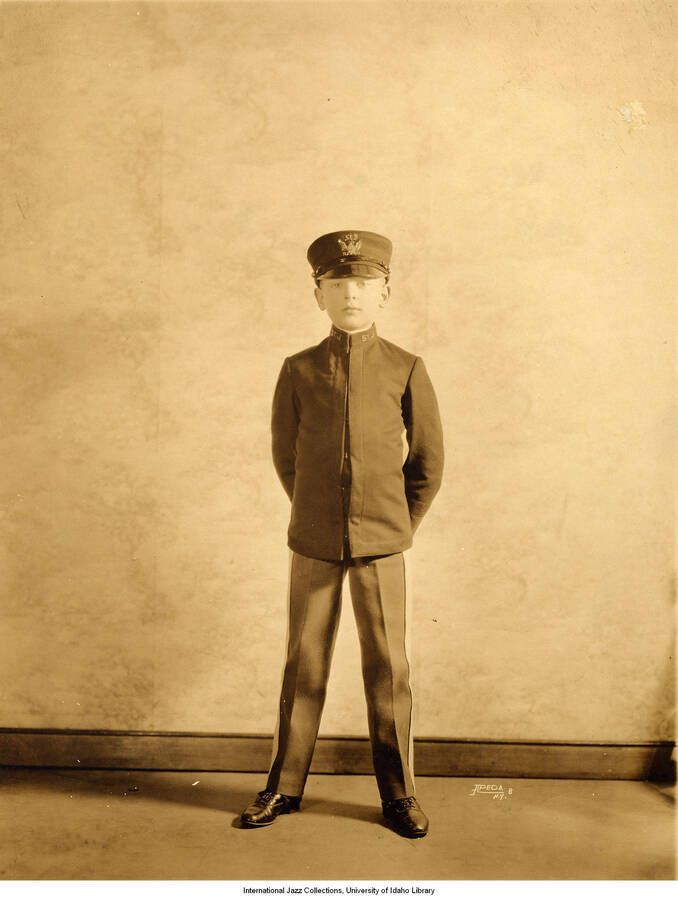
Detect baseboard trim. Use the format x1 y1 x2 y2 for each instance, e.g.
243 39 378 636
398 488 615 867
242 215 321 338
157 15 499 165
0 729 673 781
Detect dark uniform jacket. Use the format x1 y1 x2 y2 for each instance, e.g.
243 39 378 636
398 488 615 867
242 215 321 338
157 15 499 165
272 322 444 561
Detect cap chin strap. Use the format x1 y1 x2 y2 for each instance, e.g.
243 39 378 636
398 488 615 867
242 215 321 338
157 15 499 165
314 274 390 287
313 256 390 280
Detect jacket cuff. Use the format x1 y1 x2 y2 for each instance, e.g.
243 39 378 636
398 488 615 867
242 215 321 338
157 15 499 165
410 514 424 534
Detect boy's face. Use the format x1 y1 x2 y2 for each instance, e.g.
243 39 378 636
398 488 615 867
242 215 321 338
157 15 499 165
314 276 390 333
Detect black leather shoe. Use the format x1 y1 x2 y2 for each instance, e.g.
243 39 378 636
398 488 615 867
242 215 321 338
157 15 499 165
240 790 301 827
382 796 429 838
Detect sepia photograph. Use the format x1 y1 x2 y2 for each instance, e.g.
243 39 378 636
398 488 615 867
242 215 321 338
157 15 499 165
0 0 675 887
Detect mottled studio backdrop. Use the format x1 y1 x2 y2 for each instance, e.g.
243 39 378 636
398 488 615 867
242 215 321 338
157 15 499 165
1 1 675 741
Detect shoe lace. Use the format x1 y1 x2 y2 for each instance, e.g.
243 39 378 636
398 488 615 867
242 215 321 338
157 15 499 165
387 796 416 811
255 790 278 805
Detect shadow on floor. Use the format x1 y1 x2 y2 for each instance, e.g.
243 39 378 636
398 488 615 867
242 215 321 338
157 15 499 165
231 795 384 830
0 767 251 813
0 767 386 830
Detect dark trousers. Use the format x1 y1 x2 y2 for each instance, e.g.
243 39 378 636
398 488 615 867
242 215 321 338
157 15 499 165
266 550 416 801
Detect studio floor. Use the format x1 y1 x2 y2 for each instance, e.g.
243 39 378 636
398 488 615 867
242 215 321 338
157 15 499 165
0 768 674 881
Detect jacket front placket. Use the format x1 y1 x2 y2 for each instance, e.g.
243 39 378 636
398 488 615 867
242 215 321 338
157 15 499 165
337 331 352 560
330 325 372 560
346 334 367 558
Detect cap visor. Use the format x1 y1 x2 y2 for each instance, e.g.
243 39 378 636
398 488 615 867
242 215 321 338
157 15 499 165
319 263 387 279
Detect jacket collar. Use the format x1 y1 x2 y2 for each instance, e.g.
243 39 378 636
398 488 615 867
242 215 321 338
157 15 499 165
329 322 377 352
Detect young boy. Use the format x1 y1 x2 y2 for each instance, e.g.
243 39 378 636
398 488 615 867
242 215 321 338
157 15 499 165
241 230 444 838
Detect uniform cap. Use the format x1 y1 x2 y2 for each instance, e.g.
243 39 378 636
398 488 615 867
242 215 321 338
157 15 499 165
307 230 392 280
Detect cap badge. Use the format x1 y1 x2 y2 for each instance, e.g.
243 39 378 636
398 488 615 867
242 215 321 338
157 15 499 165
337 233 362 256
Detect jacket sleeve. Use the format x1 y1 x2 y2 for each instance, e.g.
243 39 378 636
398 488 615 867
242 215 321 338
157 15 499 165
402 356 444 531
271 358 299 501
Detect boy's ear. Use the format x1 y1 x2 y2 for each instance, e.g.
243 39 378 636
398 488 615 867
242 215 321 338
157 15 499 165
314 285 326 311
379 283 391 307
